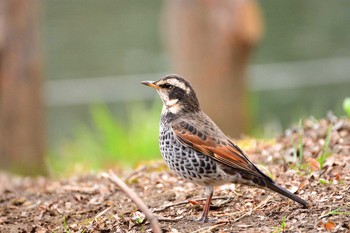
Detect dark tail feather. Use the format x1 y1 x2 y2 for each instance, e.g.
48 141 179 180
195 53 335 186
266 182 308 207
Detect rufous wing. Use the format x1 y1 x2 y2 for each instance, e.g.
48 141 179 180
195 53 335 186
171 121 272 181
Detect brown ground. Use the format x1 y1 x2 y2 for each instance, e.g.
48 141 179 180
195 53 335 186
0 116 349 233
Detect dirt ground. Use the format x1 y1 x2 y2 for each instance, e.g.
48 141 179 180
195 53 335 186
0 116 349 233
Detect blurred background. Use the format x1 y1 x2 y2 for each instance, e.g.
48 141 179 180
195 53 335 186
1 0 349 176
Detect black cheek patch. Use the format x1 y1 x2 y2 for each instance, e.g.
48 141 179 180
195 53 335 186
169 87 186 101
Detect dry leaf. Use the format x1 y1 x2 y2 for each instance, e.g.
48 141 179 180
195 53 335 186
188 200 202 205
323 220 335 231
297 180 309 192
335 174 341 180
308 157 320 170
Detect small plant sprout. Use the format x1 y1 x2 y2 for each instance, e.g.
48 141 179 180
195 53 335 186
272 215 287 233
319 178 331 185
63 216 71 233
281 215 287 230
132 211 146 224
317 124 333 169
343 97 350 118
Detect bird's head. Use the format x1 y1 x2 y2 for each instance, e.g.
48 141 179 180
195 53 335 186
141 74 200 114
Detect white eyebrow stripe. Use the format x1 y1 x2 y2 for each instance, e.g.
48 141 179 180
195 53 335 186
158 78 190 94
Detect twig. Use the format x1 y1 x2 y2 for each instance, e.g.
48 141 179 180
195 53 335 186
123 165 147 181
84 206 112 231
105 170 162 233
231 210 252 223
230 195 273 222
191 223 227 233
157 216 183 222
211 196 233 210
94 206 111 222
61 185 98 194
153 196 233 212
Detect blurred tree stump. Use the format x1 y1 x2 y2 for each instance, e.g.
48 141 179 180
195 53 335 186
163 0 263 137
0 0 46 175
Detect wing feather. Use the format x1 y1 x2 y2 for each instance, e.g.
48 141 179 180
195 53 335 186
172 120 272 181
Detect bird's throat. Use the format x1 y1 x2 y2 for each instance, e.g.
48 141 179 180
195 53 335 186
165 99 181 114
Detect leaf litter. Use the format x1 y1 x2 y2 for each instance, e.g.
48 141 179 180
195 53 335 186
0 115 349 232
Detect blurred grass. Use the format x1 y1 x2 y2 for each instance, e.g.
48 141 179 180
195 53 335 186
343 97 350 118
46 103 161 176
46 96 350 177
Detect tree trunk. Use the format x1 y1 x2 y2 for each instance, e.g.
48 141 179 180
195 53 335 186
162 0 263 137
0 0 46 175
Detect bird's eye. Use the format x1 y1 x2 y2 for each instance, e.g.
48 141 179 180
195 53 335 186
161 84 173 89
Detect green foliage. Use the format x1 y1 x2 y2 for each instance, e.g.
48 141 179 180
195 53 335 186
63 216 71 233
317 124 333 169
343 97 350 117
281 216 287 230
46 103 161 176
319 178 331 185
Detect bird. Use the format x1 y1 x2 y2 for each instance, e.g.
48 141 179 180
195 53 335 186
141 74 308 222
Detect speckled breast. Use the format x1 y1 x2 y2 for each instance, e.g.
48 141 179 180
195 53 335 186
159 124 228 186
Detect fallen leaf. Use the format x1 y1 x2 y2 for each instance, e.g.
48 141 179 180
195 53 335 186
335 174 341 180
188 200 202 206
323 220 335 232
308 158 320 170
297 180 309 192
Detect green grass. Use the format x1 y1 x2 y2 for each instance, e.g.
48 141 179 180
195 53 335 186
46 103 161 176
45 99 340 176
319 178 331 185
320 207 350 219
281 216 287 230
272 216 287 233
317 124 333 169
63 216 70 233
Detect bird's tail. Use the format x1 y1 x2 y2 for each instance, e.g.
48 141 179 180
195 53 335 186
266 181 308 207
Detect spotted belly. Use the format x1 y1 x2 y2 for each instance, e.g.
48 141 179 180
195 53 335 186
159 126 232 186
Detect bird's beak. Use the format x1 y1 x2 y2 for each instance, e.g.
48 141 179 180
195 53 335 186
141 80 160 89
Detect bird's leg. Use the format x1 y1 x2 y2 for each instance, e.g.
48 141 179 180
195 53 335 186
198 186 214 223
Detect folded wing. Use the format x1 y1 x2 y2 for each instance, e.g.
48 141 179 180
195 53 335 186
171 120 273 182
